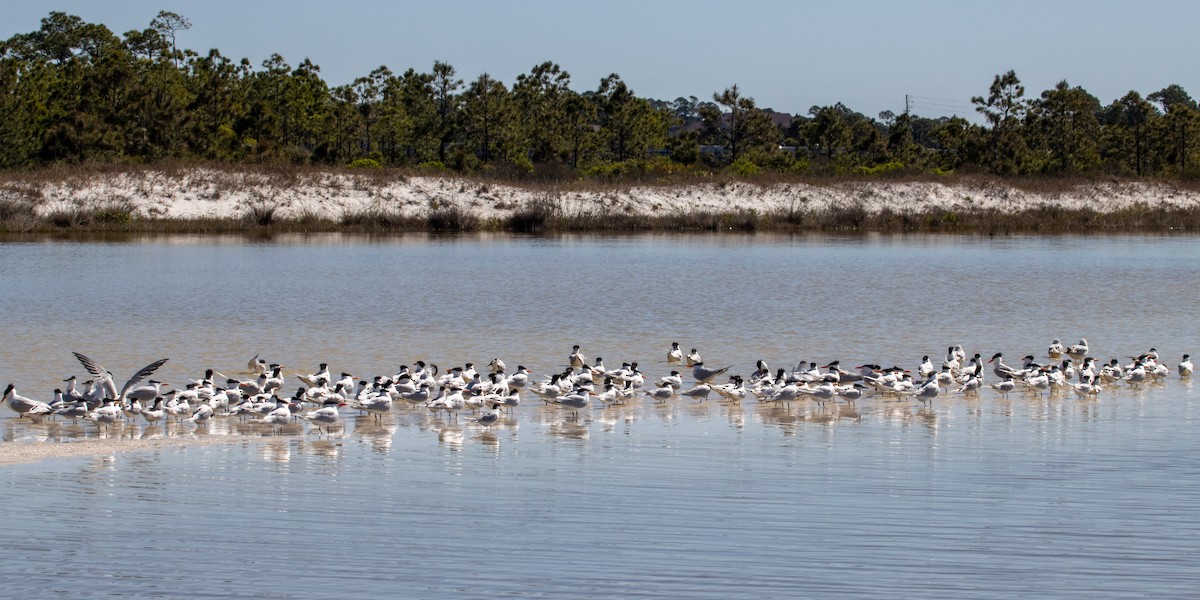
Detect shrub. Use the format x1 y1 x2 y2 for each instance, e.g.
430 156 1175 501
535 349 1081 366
348 158 382 169
856 161 907 177
729 157 761 178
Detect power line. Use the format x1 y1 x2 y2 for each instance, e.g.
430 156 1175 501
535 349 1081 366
907 94 976 108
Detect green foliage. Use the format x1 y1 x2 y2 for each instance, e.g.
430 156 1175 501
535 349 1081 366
0 12 1196 181
347 158 382 169
700 85 780 164
856 161 907 176
581 161 630 179
729 157 760 177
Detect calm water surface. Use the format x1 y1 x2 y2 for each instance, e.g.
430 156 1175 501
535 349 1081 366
1 232 1198 598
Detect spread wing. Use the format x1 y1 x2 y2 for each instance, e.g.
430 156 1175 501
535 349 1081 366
73 352 106 377
119 358 169 398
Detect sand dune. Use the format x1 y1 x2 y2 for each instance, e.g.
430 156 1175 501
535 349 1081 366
4 169 1197 223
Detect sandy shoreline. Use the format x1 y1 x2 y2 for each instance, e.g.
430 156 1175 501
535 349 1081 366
3 169 1199 223
0 434 259 466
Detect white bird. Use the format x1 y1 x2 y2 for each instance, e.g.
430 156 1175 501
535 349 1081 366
487 358 507 374
302 400 344 433
1149 361 1170 382
685 348 702 368
189 403 214 425
1067 338 1089 358
142 399 166 424
692 362 732 383
667 342 683 365
499 389 521 412
468 402 504 427
1179 354 1193 378
1099 359 1124 384
643 384 675 403
124 379 166 404
680 383 712 402
297 363 331 388
400 383 436 406
262 398 293 432
912 376 940 404
528 376 564 404
987 353 1020 381
657 371 684 390
593 382 624 407
353 392 393 422
800 381 837 407
122 398 145 421
506 366 531 390
990 376 1016 397
956 373 983 394
749 360 772 383
1047 339 1065 358
936 366 955 386
835 383 865 404
165 394 191 422
61 376 84 404
710 376 747 402
1021 369 1051 395
54 398 89 423
1123 362 1147 386
568 345 586 369
1073 376 1102 398
248 354 269 375
942 346 960 373
886 373 916 395
85 399 122 432
553 390 591 417
438 387 467 419
918 355 935 379
73 352 169 404
4 384 53 419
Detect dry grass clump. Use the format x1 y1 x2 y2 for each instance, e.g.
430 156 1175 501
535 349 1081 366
338 208 424 231
427 206 479 232
0 196 39 232
505 197 561 232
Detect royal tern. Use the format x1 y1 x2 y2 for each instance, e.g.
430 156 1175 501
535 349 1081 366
4 384 53 419
692 362 732 383
667 342 683 365
73 352 169 404
643 384 675 403
303 400 344 433
568 345 586 369
680 383 712 401
912 376 940 404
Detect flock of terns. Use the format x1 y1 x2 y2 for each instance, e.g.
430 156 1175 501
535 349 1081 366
2 339 1194 437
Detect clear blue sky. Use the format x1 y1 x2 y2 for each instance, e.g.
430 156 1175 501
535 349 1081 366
6 0 1198 120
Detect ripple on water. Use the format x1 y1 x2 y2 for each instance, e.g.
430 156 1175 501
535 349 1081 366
3 233 1200 597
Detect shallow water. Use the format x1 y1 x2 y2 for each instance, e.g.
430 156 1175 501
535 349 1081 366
2 232 1199 598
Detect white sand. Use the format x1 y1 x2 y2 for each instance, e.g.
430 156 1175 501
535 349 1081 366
3 169 1197 222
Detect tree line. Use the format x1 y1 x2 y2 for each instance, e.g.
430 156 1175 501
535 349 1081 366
2 11 1198 180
